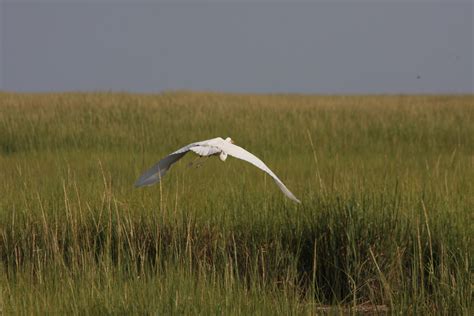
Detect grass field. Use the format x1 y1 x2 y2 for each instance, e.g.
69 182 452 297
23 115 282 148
0 92 472 314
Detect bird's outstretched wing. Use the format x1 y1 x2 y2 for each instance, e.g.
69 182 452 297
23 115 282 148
135 137 225 187
220 142 301 203
135 142 198 187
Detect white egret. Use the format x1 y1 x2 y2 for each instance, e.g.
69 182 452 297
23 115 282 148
135 137 300 203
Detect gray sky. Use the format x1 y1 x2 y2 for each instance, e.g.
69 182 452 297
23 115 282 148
1 0 473 94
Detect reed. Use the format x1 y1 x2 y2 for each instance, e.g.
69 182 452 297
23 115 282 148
0 92 472 313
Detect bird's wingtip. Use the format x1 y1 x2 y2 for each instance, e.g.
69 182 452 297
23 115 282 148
293 197 301 204
134 179 145 188
134 176 153 188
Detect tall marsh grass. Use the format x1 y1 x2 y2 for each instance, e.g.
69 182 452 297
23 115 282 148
0 92 472 313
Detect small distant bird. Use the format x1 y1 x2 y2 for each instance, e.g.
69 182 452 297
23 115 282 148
135 137 300 203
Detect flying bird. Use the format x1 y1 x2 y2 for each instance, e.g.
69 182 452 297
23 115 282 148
135 137 300 203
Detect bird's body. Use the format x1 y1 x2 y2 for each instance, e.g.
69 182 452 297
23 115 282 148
135 137 300 203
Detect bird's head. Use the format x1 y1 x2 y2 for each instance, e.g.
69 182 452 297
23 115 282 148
225 137 235 144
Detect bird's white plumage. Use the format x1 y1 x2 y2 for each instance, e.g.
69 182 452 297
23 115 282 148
217 141 300 203
135 137 300 203
189 145 221 157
